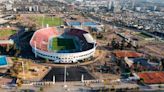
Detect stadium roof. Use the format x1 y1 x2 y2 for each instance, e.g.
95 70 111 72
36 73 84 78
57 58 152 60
30 27 58 51
83 33 95 43
37 27 58 37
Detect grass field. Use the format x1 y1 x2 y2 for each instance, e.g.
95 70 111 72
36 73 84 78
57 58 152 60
0 30 16 38
138 32 153 38
52 38 76 51
35 16 63 27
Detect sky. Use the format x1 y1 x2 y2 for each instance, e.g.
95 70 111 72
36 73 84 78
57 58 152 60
144 0 164 3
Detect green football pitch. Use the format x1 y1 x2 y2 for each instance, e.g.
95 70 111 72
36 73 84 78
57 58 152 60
52 38 76 51
35 16 63 27
0 30 16 38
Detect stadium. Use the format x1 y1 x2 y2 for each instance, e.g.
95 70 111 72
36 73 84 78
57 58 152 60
30 27 96 63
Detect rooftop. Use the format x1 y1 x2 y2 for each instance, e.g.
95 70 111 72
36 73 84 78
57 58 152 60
113 50 143 58
0 56 8 68
30 27 59 51
138 72 164 84
0 77 13 85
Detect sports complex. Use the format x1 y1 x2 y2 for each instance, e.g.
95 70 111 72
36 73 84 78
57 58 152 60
30 27 96 63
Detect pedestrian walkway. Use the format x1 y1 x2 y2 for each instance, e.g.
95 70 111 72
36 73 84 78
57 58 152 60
0 40 14 45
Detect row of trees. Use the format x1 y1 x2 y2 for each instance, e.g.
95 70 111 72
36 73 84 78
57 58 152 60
0 44 21 57
110 38 139 50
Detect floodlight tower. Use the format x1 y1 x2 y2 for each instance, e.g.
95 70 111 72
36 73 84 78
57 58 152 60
64 65 67 88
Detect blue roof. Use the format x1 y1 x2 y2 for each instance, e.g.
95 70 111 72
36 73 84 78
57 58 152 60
130 58 153 67
82 22 97 26
0 56 8 66
67 21 98 27
67 22 81 26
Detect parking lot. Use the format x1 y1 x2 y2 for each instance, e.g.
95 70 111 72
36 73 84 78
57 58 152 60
42 66 95 82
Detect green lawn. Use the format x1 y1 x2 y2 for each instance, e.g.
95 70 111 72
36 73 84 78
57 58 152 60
138 33 152 38
52 38 76 51
0 30 16 38
35 16 63 27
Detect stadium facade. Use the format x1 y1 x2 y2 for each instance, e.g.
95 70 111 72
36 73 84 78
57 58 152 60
30 27 96 63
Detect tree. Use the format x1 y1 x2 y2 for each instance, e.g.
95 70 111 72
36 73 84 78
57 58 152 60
45 58 49 63
151 56 159 62
111 38 116 49
39 87 44 92
14 49 21 57
137 78 144 85
127 41 132 48
110 85 115 91
13 43 17 50
134 44 139 51
29 24 36 31
158 84 162 88
116 68 120 74
120 39 125 50
17 79 23 87
107 42 110 46
115 41 120 49
96 33 103 39
161 58 164 70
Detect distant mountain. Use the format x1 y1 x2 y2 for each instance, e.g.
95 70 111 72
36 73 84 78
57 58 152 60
139 0 164 3
64 0 164 4
65 0 76 2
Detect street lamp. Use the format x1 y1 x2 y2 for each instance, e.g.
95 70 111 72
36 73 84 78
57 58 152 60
64 65 67 88
21 61 25 80
34 41 37 58
53 75 55 84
